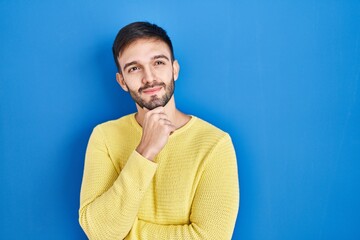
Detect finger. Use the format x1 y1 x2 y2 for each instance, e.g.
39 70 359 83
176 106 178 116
144 106 164 113
168 125 176 135
144 107 165 119
158 118 172 125
147 112 169 123
156 113 169 120
161 122 176 135
145 108 167 121
164 121 176 131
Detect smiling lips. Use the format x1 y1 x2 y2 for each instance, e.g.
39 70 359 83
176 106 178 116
141 86 162 95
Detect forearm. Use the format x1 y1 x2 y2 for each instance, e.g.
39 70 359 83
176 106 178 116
126 135 239 240
126 212 236 240
126 219 205 239
79 177 139 239
79 150 157 240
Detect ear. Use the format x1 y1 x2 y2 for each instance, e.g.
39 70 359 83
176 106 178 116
116 72 129 92
172 60 180 81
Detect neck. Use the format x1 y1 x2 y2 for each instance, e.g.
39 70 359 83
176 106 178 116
135 96 190 129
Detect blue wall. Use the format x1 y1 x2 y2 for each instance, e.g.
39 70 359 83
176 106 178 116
1 0 359 239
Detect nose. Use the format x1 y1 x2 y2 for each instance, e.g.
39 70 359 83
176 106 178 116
142 66 155 84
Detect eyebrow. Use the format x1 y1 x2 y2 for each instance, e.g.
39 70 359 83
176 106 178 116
123 54 170 72
123 61 138 72
152 54 170 61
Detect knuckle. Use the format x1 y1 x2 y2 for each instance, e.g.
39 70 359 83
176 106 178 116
145 111 152 118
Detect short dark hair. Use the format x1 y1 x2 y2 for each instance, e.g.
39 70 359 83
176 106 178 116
112 21 175 73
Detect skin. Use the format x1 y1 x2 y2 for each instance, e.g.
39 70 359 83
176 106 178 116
116 38 191 161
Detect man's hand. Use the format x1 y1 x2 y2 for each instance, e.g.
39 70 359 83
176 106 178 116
136 107 176 161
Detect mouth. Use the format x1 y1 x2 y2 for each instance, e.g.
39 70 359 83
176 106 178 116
141 86 162 95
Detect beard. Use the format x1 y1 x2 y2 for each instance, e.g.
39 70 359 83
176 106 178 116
127 78 175 110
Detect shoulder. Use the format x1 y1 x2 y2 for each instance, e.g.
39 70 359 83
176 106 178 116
91 113 138 139
188 116 232 145
96 114 134 129
192 116 228 136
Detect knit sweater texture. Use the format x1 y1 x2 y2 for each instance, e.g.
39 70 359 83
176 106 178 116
79 114 239 240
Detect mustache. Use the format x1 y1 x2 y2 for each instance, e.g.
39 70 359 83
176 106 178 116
138 82 166 93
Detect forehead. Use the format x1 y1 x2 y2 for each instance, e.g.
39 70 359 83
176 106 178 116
118 38 172 65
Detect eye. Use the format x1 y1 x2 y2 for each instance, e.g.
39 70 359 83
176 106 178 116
128 66 140 73
154 61 165 66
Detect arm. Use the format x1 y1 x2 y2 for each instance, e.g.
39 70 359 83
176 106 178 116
126 134 240 240
79 107 175 239
78 125 158 240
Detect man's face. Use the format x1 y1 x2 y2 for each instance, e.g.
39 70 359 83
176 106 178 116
116 38 179 110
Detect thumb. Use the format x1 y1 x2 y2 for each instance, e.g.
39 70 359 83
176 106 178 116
142 107 153 114
144 106 165 113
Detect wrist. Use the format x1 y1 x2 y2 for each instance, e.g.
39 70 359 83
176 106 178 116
136 145 156 161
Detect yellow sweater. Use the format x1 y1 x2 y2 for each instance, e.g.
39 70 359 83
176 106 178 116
79 114 239 240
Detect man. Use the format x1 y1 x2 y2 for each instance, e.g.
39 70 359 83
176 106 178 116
79 22 239 240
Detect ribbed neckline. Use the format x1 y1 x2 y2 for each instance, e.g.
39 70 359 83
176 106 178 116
129 113 197 138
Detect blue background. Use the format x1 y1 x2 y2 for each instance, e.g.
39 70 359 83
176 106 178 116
1 0 359 239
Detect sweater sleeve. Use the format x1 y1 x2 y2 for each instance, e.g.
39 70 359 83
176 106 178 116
125 134 240 240
78 126 158 240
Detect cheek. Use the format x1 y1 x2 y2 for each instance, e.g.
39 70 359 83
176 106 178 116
157 69 174 81
120 81 137 94
127 82 140 91
123 74 141 87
